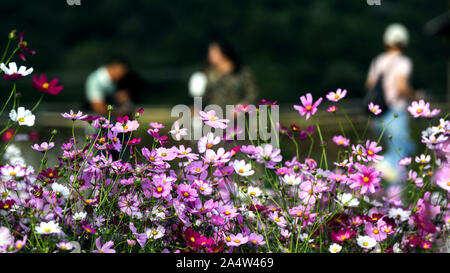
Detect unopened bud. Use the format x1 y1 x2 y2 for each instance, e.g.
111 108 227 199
8 30 16 39
51 129 58 136
107 105 113 111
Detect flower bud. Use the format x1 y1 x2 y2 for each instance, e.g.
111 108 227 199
107 105 113 111
8 30 16 39
51 129 58 136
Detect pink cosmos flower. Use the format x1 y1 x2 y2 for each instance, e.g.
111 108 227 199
368 102 382 115
256 144 282 169
198 132 220 153
293 93 323 120
398 157 412 166
408 170 423 187
364 140 383 162
177 183 198 202
169 121 188 141
56 241 74 251
112 119 139 133
93 237 115 253
151 178 172 198
327 105 338 113
31 142 54 152
199 110 229 129
326 88 347 102
268 211 287 228
332 135 350 146
435 164 450 192
117 194 140 216
349 164 381 194
227 233 248 247
408 100 430 118
248 233 266 245
61 110 87 120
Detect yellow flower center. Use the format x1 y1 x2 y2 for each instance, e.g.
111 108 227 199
9 172 16 176
161 153 167 157
368 150 374 155
417 109 423 114
363 242 368 246
334 94 339 99
61 245 67 250
206 144 213 148
306 106 312 111
250 191 256 196
18 117 25 123
239 169 244 174
156 187 163 193
44 228 51 233
183 192 189 197
363 177 370 183
226 236 231 242
153 231 158 235
234 239 241 243
274 217 280 222
373 228 379 234
42 82 49 89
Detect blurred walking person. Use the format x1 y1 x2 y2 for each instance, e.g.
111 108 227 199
365 23 420 183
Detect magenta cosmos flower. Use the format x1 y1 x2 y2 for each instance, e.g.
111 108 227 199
349 164 381 194
293 93 323 120
364 140 383 162
32 74 64 95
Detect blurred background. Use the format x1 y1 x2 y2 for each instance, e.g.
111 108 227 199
0 0 449 166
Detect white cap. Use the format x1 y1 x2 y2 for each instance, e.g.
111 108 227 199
383 23 409 47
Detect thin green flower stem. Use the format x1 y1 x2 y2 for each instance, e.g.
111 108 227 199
361 115 371 140
38 134 55 173
341 108 360 139
337 117 347 138
30 93 45 113
268 109 280 148
0 82 16 117
291 137 300 162
0 38 12 63
307 134 314 158
314 120 328 170
4 46 20 65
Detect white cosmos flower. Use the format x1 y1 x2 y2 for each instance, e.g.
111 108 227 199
9 107 35 126
52 183 70 198
329 243 342 253
0 62 33 77
35 221 62 235
388 208 411 222
72 212 87 221
247 186 262 197
356 236 377 249
282 174 301 185
233 160 254 176
337 193 359 207
146 225 165 240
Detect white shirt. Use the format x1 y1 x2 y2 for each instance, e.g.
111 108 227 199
85 67 116 102
367 51 412 110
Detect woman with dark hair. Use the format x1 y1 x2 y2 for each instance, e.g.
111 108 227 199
189 39 257 108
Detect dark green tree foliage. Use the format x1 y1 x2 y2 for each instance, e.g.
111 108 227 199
0 0 446 105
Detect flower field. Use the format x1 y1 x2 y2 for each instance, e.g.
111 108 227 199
0 31 449 254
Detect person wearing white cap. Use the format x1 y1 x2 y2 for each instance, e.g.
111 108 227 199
365 23 420 184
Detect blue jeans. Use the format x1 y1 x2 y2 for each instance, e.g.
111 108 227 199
373 108 415 169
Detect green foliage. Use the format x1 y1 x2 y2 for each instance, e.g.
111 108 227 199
0 0 447 105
